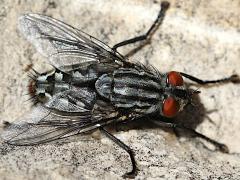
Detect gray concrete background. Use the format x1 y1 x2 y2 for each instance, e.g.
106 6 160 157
0 0 240 179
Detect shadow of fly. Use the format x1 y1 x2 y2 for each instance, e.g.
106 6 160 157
2 1 239 178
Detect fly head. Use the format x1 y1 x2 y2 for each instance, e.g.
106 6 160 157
160 71 200 118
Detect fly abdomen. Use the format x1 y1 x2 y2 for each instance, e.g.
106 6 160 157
95 68 162 114
36 71 71 96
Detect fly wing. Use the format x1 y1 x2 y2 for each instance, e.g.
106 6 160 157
1 95 119 146
1 105 118 146
1 73 119 145
18 13 126 73
1 105 86 145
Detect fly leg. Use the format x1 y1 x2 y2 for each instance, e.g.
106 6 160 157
100 127 137 178
112 1 170 52
153 121 229 153
180 72 240 85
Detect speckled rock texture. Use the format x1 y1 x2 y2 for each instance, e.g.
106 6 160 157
0 0 240 179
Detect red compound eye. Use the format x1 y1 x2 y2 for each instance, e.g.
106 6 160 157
162 97 180 118
167 71 183 86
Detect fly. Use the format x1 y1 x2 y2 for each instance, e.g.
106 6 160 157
1 1 239 178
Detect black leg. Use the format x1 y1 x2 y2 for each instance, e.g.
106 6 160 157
152 121 229 153
180 72 240 85
112 1 170 51
100 127 138 178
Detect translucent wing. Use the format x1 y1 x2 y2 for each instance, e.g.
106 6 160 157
1 105 79 145
1 100 118 146
18 13 126 73
1 85 119 145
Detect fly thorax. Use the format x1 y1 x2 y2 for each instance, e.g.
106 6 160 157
95 68 163 114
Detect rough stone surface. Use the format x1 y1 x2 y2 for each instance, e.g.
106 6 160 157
0 0 240 179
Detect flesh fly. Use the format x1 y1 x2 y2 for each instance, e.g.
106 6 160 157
2 2 239 178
